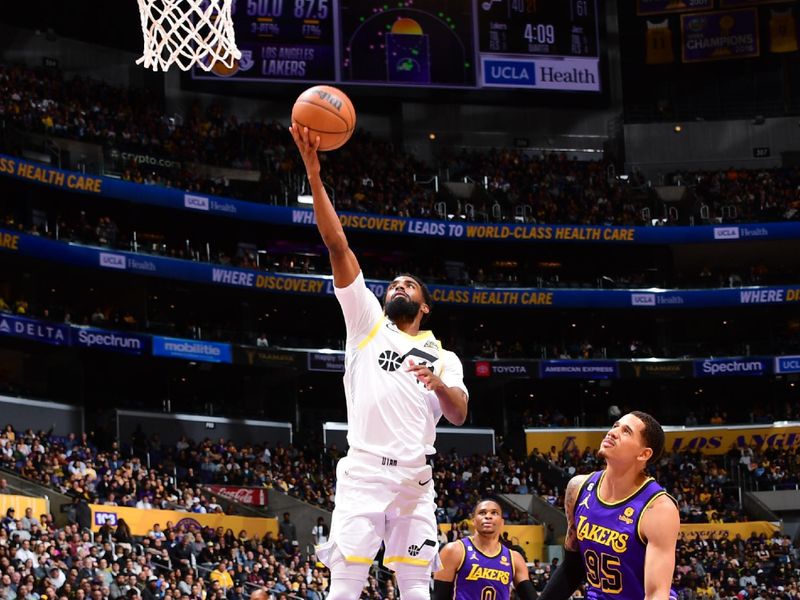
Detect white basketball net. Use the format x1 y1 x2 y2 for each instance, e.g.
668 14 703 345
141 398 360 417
136 0 242 71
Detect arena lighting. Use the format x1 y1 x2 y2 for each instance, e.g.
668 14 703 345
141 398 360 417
297 195 313 204
673 124 682 133
428 133 436 140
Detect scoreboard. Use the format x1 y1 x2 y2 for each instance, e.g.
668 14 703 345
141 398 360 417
221 0 337 81
192 0 603 92
477 0 601 91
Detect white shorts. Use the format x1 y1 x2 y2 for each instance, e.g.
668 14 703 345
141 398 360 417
315 450 440 578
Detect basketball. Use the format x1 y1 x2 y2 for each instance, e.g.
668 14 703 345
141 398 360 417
209 46 240 77
291 85 356 151
210 57 239 77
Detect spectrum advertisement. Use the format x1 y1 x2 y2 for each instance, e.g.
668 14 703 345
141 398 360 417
4 312 800 383
5 155 800 246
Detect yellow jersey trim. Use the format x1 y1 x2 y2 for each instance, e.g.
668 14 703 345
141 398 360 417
636 491 668 545
397 326 434 342
455 540 467 573
596 471 654 508
384 556 430 566
343 555 375 564
469 536 503 559
356 319 384 351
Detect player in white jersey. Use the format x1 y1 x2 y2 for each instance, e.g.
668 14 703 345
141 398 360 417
290 124 469 600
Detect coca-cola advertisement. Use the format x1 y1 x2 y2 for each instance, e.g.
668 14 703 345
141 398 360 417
206 485 268 507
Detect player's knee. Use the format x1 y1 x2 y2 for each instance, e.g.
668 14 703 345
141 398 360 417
396 577 431 600
326 577 367 600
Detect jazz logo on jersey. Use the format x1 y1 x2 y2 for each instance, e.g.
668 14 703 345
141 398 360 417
464 564 510 585
377 347 437 374
576 515 629 553
618 506 635 525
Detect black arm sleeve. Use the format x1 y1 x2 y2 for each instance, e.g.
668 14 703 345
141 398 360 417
516 579 538 600
538 551 585 600
432 580 454 600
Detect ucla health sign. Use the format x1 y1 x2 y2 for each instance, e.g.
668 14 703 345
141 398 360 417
8 154 800 245
0 314 69 346
775 356 800 374
481 57 600 92
695 357 769 377
152 336 232 364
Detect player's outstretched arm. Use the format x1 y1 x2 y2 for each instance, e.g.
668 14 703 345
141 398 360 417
432 541 464 600
640 495 680 600
539 474 588 600
511 550 538 600
289 123 359 288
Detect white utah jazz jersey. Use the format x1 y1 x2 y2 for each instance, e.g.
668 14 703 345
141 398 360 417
334 272 468 463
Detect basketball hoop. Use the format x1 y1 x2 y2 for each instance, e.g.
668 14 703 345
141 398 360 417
136 0 241 72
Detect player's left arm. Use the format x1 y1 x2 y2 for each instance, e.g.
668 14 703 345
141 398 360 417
511 550 538 600
640 495 680 600
408 350 468 425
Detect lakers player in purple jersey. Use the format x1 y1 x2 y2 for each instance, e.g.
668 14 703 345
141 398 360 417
433 499 536 600
540 412 679 600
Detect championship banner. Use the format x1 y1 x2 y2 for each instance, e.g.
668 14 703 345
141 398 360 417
0 494 49 521
681 9 760 63
526 422 800 456
679 521 778 541
205 485 268 507
89 505 279 538
638 0 712 16
438 523 545 561
719 0 790 7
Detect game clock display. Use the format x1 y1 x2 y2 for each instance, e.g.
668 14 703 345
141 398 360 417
477 0 601 91
192 0 603 92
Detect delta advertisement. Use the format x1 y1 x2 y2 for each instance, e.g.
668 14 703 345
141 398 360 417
89 505 278 538
525 422 800 456
5 154 800 245
0 314 70 346
10 228 800 310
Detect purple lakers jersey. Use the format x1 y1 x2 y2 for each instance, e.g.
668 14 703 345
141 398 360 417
454 537 514 600
573 470 669 600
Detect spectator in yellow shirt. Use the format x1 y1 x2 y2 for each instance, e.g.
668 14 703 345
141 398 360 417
210 561 234 590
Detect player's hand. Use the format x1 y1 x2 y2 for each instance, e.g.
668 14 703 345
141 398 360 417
406 359 445 393
289 123 321 177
